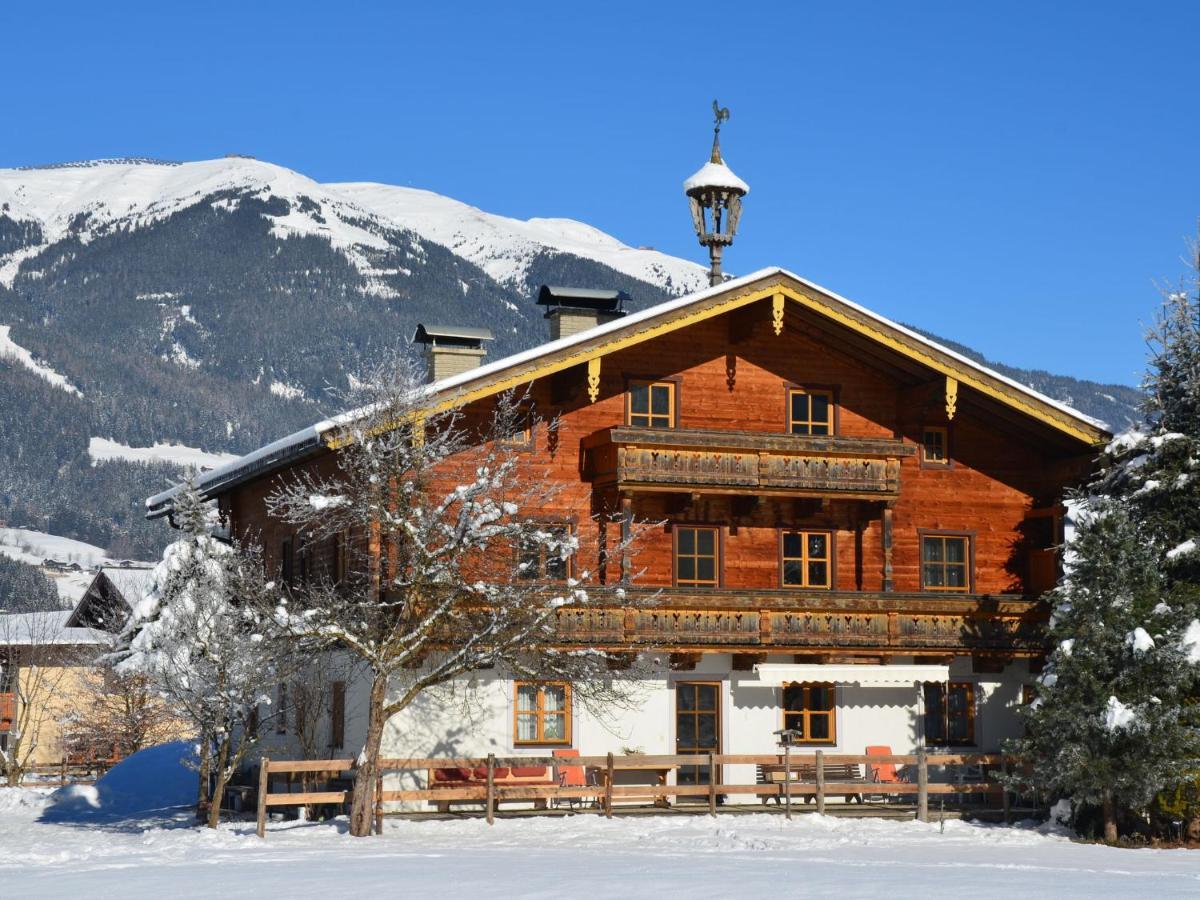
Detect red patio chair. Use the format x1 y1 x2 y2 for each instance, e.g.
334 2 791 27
552 749 598 810
866 745 908 804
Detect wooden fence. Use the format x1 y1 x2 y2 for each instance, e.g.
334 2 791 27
5 757 118 788
255 750 1014 838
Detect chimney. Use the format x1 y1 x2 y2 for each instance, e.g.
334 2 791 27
536 285 629 341
411 324 493 383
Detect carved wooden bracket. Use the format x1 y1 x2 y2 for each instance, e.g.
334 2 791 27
586 357 602 403
771 293 785 336
725 352 737 391
945 376 958 420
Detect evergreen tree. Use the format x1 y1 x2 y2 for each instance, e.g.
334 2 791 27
1013 247 1200 841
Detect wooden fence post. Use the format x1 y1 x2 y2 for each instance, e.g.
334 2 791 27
783 744 792 820
375 770 385 835
1001 757 1011 824
815 749 826 815
604 752 614 819
708 752 717 817
916 747 929 823
256 758 270 839
485 753 495 826
60 756 67 787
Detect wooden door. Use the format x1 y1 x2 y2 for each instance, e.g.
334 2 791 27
676 681 721 786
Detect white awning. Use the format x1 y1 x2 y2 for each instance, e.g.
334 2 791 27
747 663 950 687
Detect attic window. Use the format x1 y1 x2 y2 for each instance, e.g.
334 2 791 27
628 380 676 429
788 388 834 436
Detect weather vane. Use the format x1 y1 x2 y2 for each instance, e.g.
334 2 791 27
712 99 730 134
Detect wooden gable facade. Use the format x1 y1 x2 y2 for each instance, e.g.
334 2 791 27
189 270 1106 665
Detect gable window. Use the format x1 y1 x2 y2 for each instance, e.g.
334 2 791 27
783 683 836 744
514 682 571 745
675 526 719 587
781 531 832 589
921 533 971 592
788 388 834 435
517 523 573 580
628 380 675 429
923 682 975 745
922 427 949 466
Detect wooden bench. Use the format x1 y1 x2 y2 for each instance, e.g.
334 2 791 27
757 762 869 804
427 765 555 812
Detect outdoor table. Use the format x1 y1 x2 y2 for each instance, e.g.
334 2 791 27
592 763 679 808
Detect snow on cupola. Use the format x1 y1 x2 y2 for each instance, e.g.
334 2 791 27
411 323 493 383
684 100 749 287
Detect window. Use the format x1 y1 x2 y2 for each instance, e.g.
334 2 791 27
921 534 971 592
781 531 832 589
783 683 836 744
517 523 573 580
280 538 294 586
922 427 949 466
514 682 571 745
628 380 675 429
788 388 834 435
675 526 719 587
330 681 346 749
923 682 975 745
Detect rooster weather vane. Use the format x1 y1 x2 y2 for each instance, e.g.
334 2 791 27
712 99 730 134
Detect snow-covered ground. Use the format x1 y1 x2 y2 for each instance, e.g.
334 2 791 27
87 436 239 470
0 527 115 602
2 790 1197 898
0 324 83 396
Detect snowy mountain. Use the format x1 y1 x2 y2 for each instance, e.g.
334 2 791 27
0 156 1139 561
0 157 706 297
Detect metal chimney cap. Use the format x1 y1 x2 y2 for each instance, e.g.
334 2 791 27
536 285 629 313
411 323 494 348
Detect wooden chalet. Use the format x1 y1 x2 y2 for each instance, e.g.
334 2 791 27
146 268 1107 796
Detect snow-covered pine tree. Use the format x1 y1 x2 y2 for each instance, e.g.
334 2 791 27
1013 245 1200 841
1011 499 1200 840
115 476 289 828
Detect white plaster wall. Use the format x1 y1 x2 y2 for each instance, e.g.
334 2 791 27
324 654 1037 809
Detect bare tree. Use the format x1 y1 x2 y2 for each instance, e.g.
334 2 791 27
60 655 182 763
265 355 646 836
0 611 90 786
115 479 293 828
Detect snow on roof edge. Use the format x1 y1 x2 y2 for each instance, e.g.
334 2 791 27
145 266 1108 513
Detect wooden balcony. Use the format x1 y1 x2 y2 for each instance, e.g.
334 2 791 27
552 587 1047 656
582 427 914 499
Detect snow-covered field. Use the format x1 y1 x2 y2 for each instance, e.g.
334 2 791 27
2 790 1197 898
87 436 239 470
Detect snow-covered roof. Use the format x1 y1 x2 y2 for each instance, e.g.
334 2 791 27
0 610 108 646
145 266 1109 517
683 160 749 195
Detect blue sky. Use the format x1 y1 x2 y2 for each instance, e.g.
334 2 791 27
3 1 1197 386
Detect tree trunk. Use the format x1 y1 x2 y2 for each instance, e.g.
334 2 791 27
1102 792 1118 843
196 728 212 821
206 732 232 830
348 674 388 837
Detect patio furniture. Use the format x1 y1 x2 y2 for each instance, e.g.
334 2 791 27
866 745 908 803
428 765 555 812
757 762 868 804
552 749 599 810
592 762 678 808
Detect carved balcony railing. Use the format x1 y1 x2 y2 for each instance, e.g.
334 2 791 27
0 692 15 728
582 427 914 499
551 587 1048 656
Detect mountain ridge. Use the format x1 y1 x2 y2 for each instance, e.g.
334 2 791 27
0 155 1140 560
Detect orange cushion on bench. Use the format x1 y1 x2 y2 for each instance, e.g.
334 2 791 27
472 767 511 779
510 766 546 778
434 767 473 782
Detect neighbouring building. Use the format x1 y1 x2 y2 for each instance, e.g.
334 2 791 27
1 566 154 769
144 267 1108 798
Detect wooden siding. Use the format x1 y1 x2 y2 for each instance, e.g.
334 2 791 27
223 299 1091 654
